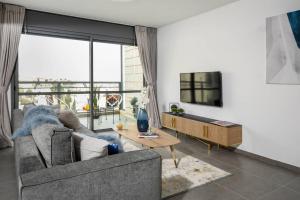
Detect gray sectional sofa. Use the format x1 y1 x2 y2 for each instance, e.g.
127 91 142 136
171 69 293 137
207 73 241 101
12 109 162 200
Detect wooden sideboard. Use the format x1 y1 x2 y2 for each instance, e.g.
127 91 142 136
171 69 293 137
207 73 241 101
162 112 242 149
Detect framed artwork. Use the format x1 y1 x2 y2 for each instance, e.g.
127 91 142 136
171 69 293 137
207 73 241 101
266 10 300 84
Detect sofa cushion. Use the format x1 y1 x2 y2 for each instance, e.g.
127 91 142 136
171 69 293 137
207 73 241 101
19 150 161 187
32 124 75 168
72 132 109 161
58 110 81 130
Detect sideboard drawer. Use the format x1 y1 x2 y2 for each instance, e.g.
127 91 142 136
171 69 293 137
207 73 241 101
162 113 176 130
206 125 227 146
161 112 242 148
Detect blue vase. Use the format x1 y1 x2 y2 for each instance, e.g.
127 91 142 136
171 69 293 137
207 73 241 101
137 108 149 132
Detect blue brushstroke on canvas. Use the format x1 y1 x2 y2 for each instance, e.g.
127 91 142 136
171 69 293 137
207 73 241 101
287 10 300 49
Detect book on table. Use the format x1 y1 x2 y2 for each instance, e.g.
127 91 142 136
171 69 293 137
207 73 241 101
211 120 236 127
138 131 159 138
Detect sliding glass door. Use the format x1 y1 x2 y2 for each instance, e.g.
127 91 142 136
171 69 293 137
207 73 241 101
17 34 144 131
92 42 122 130
18 34 91 128
92 42 143 131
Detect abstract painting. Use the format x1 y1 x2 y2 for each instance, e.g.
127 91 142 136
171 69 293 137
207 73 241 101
266 10 300 84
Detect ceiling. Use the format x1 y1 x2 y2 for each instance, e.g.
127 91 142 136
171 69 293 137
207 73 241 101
2 0 238 27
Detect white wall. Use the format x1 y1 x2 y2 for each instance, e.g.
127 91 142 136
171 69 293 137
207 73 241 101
157 0 300 167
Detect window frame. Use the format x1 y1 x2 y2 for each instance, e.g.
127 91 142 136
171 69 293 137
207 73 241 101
13 33 143 132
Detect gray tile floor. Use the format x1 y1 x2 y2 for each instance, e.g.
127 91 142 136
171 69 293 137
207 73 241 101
0 147 18 200
165 132 300 200
0 132 299 200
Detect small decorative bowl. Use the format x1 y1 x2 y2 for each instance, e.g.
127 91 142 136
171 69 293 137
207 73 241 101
116 123 123 130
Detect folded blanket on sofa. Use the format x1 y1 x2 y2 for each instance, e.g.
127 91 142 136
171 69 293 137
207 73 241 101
12 105 63 139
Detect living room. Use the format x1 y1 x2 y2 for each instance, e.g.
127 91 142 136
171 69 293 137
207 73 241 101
0 0 300 200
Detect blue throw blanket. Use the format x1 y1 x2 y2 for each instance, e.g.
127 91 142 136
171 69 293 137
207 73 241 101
96 132 124 153
12 105 63 139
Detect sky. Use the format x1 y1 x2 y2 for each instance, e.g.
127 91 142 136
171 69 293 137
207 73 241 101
18 34 121 82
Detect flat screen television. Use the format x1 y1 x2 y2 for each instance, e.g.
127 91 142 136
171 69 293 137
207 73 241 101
180 71 222 107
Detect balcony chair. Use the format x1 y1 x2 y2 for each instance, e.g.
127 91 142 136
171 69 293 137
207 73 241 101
106 94 123 124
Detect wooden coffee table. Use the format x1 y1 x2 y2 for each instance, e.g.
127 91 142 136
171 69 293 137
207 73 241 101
114 124 181 168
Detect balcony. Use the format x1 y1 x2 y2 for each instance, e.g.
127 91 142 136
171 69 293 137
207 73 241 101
18 81 141 130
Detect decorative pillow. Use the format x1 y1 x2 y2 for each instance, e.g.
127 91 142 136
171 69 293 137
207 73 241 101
58 110 81 130
32 124 75 168
72 132 109 161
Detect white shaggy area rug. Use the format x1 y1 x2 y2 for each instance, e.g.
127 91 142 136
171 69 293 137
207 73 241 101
122 139 231 198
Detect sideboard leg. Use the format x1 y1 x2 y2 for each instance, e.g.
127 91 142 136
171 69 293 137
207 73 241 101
208 144 213 155
195 138 213 154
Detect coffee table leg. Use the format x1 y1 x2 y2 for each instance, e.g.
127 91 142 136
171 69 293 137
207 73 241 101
170 145 178 168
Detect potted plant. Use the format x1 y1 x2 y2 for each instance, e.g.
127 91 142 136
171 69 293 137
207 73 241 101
130 97 138 118
170 104 178 114
177 108 185 116
93 96 100 119
71 100 77 113
171 107 178 115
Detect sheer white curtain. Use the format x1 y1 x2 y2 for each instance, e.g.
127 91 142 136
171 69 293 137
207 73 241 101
135 26 161 128
0 3 25 148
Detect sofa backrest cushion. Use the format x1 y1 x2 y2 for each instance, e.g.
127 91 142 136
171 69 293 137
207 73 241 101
32 124 75 168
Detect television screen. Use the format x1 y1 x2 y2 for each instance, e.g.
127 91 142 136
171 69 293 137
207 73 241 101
180 71 222 107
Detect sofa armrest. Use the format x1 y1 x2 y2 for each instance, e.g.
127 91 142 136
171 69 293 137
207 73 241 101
14 136 46 176
20 150 161 200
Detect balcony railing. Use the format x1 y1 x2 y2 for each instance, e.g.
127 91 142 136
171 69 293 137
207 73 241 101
18 80 141 112
17 81 142 130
